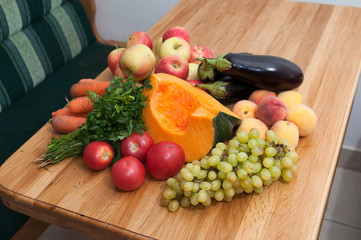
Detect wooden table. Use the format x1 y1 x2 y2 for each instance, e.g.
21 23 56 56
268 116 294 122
1 0 361 239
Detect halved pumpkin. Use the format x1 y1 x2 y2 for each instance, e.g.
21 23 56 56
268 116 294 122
143 73 241 162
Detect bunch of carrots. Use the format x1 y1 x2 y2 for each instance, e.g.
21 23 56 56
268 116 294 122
51 79 110 134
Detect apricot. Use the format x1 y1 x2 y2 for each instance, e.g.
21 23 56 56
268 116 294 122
256 96 287 127
249 90 276 105
271 120 299 148
286 104 317 137
232 100 258 119
237 118 268 140
277 91 303 109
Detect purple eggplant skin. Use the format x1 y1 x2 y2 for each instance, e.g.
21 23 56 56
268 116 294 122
197 53 304 91
194 75 258 104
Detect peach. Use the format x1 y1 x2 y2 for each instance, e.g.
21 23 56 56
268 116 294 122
256 96 287 127
236 118 268 140
286 104 317 137
249 90 276 105
232 100 257 119
271 120 299 148
277 91 303 109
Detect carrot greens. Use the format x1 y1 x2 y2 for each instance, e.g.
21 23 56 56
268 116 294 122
35 77 151 168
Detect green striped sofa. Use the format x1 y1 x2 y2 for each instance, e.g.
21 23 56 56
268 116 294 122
0 0 117 238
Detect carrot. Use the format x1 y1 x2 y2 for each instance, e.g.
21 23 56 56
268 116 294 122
52 106 88 118
51 115 86 134
70 79 110 98
68 96 93 114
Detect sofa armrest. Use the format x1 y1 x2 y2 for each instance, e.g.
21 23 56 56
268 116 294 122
80 0 126 48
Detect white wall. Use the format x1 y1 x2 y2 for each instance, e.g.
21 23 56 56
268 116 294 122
94 0 361 151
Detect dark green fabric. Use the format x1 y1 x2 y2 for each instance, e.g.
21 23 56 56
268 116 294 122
0 0 96 112
0 43 115 239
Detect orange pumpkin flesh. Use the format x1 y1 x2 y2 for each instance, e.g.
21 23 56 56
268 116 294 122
143 73 241 162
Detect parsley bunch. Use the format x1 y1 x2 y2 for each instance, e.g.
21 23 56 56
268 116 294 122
35 77 152 168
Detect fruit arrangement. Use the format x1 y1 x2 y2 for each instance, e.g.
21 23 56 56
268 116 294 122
38 26 317 213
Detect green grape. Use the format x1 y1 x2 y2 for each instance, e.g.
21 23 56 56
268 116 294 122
248 139 258 149
186 163 193 170
248 155 259 163
218 170 227 179
282 168 294 182
168 199 179 212
220 162 233 173
200 157 210 169
211 180 221 191
192 182 200 192
237 131 249 144
252 146 264 156
182 171 194 181
224 187 236 198
202 194 212 206
243 162 255 174
251 175 263 188
238 144 250 153
227 154 238 167
269 166 281 178
227 172 237 183
237 152 248 162
208 170 217 180
274 159 283 170
175 172 184 182
243 185 254 193
224 196 233 202
260 168 272 181
211 147 223 157
253 162 262 174
207 190 215 198
285 151 300 164
184 190 192 197
190 192 199 206
263 157 274 168
167 177 177 188
208 155 221 166
228 139 240 148
180 197 191 208
192 160 201 166
281 157 294 169
240 177 252 189
266 130 277 143
197 190 208 203
249 128 260 139
214 189 225 201
183 182 194 192
263 178 273 186
222 179 233 190
216 142 227 151
160 197 171 207
279 138 289 147
232 178 241 188
227 147 239 155
180 168 188 175
257 138 266 148
254 186 264 193
237 168 248 179
265 147 277 157
200 181 211 191
172 182 183 194
235 186 244 194
191 164 201 177
291 164 298 174
197 170 208 180
163 187 177 200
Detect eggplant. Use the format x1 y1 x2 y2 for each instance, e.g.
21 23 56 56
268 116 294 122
194 76 258 104
197 53 304 91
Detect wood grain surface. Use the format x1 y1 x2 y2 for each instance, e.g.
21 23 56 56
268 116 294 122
2 0 361 239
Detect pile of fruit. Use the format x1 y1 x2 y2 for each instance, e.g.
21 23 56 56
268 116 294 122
38 25 317 213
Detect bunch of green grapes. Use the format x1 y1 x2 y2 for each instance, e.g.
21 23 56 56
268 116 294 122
160 128 300 212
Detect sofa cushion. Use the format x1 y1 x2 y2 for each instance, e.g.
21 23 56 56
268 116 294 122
0 0 95 112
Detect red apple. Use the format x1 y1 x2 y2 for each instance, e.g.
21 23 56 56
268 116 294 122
154 54 189 80
162 26 190 43
126 31 153 50
107 48 125 75
119 44 156 81
159 37 191 61
114 63 128 79
189 45 213 64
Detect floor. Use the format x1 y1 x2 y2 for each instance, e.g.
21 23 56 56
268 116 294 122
37 148 361 240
